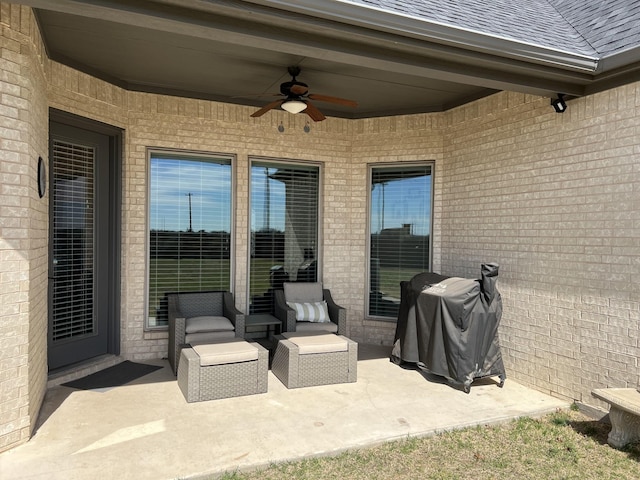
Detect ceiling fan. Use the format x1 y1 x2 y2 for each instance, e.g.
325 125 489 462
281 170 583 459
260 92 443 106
250 66 357 122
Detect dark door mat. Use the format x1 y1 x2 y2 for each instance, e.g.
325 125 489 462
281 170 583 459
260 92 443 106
62 361 163 390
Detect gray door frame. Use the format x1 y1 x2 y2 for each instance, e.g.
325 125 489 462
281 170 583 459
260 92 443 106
48 109 122 372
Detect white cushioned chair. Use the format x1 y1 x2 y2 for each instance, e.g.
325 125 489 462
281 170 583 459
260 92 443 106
167 291 245 375
274 282 346 336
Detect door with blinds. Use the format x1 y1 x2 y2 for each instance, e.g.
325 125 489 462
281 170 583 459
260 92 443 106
48 120 119 371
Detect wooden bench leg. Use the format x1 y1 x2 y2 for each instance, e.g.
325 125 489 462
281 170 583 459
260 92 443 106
608 407 640 449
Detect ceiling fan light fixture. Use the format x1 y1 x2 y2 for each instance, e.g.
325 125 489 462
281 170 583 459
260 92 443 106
281 99 307 114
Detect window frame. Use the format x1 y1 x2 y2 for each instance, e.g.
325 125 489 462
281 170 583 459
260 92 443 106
247 156 323 313
366 161 435 321
145 147 236 330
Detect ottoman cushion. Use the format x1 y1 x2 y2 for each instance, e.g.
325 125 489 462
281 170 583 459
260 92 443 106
282 332 348 354
192 339 259 366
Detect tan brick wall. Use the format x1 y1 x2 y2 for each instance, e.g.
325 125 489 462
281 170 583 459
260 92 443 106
46 63 640 410
440 89 640 405
47 76 357 359
350 114 445 343
0 3 48 452
120 101 355 358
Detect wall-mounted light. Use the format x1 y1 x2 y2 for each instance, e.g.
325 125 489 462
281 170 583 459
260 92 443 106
551 94 567 113
304 121 311 133
277 122 285 133
37 156 46 198
281 99 307 114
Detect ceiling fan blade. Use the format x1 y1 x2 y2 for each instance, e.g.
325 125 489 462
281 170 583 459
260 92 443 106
232 93 282 99
250 99 284 118
290 84 308 96
303 101 326 122
308 93 357 108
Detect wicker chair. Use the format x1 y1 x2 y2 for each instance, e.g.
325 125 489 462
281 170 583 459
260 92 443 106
274 282 346 336
167 291 245 375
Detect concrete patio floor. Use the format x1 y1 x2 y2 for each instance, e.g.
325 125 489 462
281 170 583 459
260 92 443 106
0 345 569 480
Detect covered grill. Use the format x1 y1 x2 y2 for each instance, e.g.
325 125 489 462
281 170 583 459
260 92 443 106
391 263 506 393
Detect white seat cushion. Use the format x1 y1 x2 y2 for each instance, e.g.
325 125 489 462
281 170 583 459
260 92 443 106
192 339 259 366
185 315 234 333
282 332 348 354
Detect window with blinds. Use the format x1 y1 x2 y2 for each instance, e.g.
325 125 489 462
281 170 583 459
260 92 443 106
249 160 320 314
147 151 233 327
369 163 433 319
51 140 95 340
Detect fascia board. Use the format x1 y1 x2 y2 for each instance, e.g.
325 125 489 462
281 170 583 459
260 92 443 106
24 0 598 74
243 0 599 73
596 45 640 73
23 0 591 96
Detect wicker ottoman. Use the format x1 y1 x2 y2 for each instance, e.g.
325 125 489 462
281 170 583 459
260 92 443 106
177 339 268 402
272 332 357 389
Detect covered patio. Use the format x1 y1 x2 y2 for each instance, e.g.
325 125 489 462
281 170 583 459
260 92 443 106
2 0 640 458
0 346 568 479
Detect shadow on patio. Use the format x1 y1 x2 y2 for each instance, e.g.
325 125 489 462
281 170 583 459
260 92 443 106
0 345 568 479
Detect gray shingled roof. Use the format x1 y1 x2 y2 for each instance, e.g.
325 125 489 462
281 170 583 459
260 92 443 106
345 0 639 57
551 0 640 56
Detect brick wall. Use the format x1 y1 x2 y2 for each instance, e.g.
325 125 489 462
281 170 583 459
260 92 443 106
121 102 355 357
47 78 356 358
440 89 640 405
0 3 48 452
350 114 445 343
46 62 640 410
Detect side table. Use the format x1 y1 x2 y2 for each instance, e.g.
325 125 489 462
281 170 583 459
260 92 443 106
245 313 282 339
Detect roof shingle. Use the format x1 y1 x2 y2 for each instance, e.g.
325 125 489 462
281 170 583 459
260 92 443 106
344 0 639 57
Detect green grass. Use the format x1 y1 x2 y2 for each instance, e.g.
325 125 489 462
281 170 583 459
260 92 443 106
377 267 425 298
148 258 230 324
149 257 420 306
214 410 640 480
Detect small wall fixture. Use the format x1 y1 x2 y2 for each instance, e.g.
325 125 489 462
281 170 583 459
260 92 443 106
551 94 567 113
37 156 46 198
281 99 307 114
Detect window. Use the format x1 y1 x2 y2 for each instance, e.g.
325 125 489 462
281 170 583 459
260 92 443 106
249 160 320 314
147 150 233 328
369 163 433 319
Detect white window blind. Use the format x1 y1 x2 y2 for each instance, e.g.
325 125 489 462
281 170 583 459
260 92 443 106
147 151 232 327
51 140 95 340
369 164 433 318
249 161 319 314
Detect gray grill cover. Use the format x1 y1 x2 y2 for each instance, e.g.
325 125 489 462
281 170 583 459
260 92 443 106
391 264 506 392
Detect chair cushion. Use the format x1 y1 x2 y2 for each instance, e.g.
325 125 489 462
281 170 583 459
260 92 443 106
177 292 224 318
282 332 348 354
283 282 323 303
192 339 259 366
293 321 338 333
286 301 329 322
186 330 235 344
185 316 234 333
